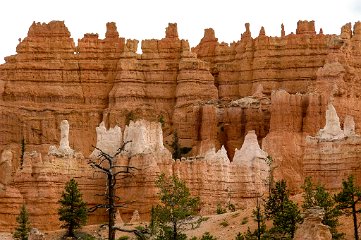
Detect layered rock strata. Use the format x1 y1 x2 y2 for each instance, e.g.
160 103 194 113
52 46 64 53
0 119 270 231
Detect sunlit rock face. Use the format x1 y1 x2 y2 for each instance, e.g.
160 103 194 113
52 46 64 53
294 207 332 240
48 120 75 157
315 104 345 140
89 121 122 158
123 120 169 156
304 104 361 190
3 19 361 231
204 145 230 164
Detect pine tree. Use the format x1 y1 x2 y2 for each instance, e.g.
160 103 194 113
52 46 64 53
302 177 343 239
253 199 266 240
13 204 31 240
151 173 200 240
171 131 182 160
58 178 87 238
335 175 361 240
265 180 302 239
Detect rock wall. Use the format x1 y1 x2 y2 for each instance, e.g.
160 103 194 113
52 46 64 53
2 19 361 232
2 20 361 160
0 119 270 231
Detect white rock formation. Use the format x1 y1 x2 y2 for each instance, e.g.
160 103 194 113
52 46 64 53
90 122 122 158
204 145 230 164
316 104 345 140
129 210 141 224
48 120 74 157
123 120 167 156
232 130 269 195
232 130 268 166
115 209 124 226
344 115 356 137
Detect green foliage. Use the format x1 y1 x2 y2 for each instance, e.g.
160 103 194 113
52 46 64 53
264 156 274 195
151 173 200 240
73 232 97 240
219 220 229 227
13 204 31 240
170 131 192 159
171 131 182 160
335 175 361 240
241 217 248 225
117 236 129 240
253 203 267 240
125 111 136 125
301 177 343 239
265 180 302 239
159 115 165 127
228 203 236 212
200 232 218 240
216 203 226 214
20 137 25 168
235 232 244 240
58 178 88 237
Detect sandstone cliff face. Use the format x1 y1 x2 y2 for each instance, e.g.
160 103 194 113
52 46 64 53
294 207 332 240
2 20 361 233
193 21 336 98
2 20 359 159
0 119 270 231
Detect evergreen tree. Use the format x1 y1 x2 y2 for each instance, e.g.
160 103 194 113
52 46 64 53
171 131 182 160
302 177 343 239
58 178 88 238
151 173 200 240
335 175 361 240
265 180 302 239
13 204 31 240
252 200 267 240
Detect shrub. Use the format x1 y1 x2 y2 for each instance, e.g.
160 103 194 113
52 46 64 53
216 203 227 214
219 220 229 227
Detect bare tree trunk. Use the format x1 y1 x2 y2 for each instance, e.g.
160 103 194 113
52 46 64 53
352 203 359 240
108 174 116 240
173 221 177 240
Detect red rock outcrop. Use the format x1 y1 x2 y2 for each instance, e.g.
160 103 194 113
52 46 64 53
294 207 332 240
0 119 270 231
2 19 361 232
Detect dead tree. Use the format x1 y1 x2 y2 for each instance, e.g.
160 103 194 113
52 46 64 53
88 141 147 240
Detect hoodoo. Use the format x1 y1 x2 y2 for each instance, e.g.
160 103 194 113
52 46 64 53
1 20 361 235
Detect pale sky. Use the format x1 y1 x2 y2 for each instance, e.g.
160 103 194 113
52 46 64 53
0 0 360 63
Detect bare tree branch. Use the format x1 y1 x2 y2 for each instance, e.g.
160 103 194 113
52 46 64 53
87 141 139 240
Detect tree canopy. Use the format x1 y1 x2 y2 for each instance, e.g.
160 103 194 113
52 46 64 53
58 178 88 237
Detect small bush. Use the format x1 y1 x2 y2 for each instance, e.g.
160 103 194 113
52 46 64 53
241 217 248 225
235 232 244 240
71 232 97 240
228 203 236 212
117 236 129 240
200 232 218 240
216 203 227 214
219 220 229 227
159 115 165 127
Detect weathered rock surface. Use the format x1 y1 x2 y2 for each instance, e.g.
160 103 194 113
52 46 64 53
294 207 332 240
0 119 270 230
90 121 122 158
2 20 361 234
